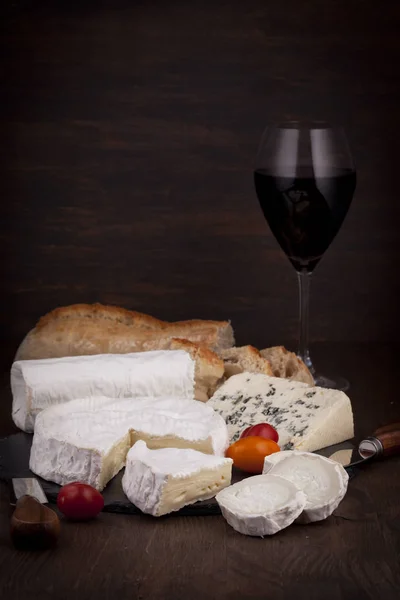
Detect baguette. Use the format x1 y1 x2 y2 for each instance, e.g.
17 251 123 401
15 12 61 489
15 303 235 361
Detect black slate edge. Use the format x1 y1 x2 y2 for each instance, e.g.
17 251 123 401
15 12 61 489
0 432 357 519
0 432 222 516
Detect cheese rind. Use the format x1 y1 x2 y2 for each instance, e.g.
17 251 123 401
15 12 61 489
215 474 307 536
208 373 354 452
29 395 229 490
262 450 349 523
122 441 233 516
11 350 195 432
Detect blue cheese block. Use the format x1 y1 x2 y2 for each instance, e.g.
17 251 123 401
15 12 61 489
208 373 354 452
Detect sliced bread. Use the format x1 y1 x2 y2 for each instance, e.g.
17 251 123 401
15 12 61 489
260 346 314 386
219 346 274 378
216 345 314 388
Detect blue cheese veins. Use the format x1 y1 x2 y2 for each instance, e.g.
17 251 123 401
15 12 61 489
208 374 354 453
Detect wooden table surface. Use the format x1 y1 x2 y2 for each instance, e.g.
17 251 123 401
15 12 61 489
0 342 399 600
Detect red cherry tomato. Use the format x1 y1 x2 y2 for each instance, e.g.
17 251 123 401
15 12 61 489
57 482 104 521
240 423 279 443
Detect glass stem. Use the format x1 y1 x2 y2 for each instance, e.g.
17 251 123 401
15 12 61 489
296 270 314 373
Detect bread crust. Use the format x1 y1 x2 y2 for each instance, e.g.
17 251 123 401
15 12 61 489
15 303 235 362
35 303 233 334
36 303 167 330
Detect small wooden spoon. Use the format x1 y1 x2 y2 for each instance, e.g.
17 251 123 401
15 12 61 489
10 495 61 550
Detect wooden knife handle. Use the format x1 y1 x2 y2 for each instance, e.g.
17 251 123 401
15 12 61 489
10 495 60 551
373 422 400 458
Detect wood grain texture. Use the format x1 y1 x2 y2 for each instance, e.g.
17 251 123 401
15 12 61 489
1 0 400 371
0 342 400 599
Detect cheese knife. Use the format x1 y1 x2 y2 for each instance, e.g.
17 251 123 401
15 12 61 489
9 477 60 550
10 477 48 506
317 421 400 471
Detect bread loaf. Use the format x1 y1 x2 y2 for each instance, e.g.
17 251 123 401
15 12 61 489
15 303 235 360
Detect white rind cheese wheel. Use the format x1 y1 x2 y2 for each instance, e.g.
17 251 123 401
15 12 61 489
29 395 229 491
262 450 349 524
215 474 307 537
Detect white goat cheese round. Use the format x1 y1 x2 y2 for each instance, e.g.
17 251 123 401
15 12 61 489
215 474 306 537
262 450 349 523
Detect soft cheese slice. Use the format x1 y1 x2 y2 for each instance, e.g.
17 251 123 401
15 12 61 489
208 373 354 452
215 474 306 537
29 395 229 491
11 350 195 432
122 440 233 516
262 450 349 523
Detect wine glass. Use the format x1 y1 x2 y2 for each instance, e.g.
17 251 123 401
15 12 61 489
254 122 356 391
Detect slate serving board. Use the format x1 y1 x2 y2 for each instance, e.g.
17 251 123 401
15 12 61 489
0 433 251 516
0 433 358 517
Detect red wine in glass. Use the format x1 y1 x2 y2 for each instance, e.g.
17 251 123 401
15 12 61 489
254 123 356 391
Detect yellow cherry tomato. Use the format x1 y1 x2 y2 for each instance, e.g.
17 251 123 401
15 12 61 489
225 436 280 474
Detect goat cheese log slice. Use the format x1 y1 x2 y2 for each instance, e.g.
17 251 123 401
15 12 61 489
11 350 195 432
29 396 229 491
122 440 233 516
215 474 306 537
262 450 349 523
208 373 354 451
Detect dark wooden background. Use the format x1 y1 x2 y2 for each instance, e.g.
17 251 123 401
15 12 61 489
1 0 400 368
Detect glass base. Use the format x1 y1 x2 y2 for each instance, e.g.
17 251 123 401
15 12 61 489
297 350 350 392
312 373 349 392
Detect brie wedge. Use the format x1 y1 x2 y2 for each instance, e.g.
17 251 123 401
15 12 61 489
215 474 306 537
262 450 349 523
29 395 229 491
208 373 354 451
122 440 233 516
11 350 195 432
